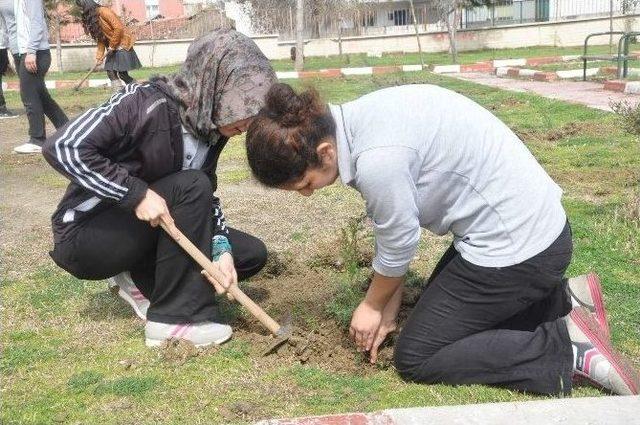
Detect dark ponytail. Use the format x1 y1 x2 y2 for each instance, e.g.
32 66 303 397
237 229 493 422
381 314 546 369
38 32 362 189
77 0 108 45
246 83 336 187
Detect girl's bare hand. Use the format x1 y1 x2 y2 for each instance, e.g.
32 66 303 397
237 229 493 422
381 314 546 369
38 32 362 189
135 189 174 229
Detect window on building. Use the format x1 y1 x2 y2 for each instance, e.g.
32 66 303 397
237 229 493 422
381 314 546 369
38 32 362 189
361 10 376 27
146 4 159 19
390 9 408 26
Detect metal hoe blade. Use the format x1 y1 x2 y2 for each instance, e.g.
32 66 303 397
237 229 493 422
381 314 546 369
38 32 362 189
261 314 293 356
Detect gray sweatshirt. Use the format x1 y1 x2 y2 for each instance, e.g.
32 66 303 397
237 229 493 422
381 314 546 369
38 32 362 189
0 0 49 55
330 84 566 277
0 9 8 49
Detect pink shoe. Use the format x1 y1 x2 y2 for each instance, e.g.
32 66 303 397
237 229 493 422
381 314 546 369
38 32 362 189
108 272 149 320
567 273 609 339
567 307 639 395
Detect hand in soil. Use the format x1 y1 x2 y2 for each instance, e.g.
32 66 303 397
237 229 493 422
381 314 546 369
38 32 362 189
349 300 382 353
369 321 397 364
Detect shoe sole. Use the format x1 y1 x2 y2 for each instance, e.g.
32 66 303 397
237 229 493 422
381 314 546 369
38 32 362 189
586 273 610 339
145 333 232 348
109 284 147 321
571 307 639 395
13 150 42 154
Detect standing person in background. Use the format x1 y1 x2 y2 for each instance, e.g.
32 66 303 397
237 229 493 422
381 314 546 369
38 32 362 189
76 0 141 92
0 9 17 119
0 0 68 154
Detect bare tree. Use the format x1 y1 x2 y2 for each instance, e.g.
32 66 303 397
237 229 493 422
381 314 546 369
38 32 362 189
432 0 490 64
238 0 373 40
44 0 76 73
408 0 424 68
295 0 304 70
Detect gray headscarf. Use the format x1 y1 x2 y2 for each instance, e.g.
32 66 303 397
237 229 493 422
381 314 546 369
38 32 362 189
158 29 277 142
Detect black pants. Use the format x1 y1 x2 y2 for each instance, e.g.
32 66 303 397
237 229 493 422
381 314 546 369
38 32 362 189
13 50 68 145
106 70 134 84
0 48 8 109
394 222 574 395
50 170 267 324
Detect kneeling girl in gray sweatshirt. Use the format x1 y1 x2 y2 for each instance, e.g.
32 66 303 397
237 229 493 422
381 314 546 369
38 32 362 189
245 83 639 396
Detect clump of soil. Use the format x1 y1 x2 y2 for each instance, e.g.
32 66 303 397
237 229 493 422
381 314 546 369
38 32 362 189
157 338 218 366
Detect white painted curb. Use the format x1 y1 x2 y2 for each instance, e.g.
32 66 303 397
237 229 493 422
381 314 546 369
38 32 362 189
557 68 598 79
275 71 299 80
624 81 640 94
88 78 110 87
432 64 461 74
493 58 527 67
402 64 423 72
496 67 510 77
340 67 373 75
519 69 538 77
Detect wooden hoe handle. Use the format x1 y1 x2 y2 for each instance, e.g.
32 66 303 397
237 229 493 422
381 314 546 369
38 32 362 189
74 63 100 91
160 222 282 335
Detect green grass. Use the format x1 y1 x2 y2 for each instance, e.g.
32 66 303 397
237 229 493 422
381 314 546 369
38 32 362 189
2 69 639 423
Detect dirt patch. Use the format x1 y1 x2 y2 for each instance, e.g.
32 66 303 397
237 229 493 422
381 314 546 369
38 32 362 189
545 122 581 141
226 263 425 374
218 267 380 373
219 400 263 422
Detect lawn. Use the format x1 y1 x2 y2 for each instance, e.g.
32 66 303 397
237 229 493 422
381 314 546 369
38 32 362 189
1 70 639 424
2 43 631 82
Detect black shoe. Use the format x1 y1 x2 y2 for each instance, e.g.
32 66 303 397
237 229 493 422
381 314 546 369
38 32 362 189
0 107 18 119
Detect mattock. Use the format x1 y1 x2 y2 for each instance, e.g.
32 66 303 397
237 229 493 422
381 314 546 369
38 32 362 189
160 220 292 351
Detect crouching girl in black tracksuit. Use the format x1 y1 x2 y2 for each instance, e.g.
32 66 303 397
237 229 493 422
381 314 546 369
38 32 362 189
43 29 277 348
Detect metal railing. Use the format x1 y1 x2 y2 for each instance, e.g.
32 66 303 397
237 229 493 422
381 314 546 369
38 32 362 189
582 31 640 80
463 0 640 29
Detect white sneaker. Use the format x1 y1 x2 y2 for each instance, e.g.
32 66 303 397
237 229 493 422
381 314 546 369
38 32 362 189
145 320 233 348
108 271 149 320
13 142 42 154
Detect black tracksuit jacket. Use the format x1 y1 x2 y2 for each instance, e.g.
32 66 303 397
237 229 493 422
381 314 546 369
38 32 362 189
42 82 228 244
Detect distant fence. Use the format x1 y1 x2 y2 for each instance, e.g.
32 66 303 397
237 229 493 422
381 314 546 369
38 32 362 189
464 0 640 28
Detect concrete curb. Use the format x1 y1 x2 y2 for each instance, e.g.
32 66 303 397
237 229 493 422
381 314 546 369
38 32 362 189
496 66 600 81
256 396 640 425
0 54 596 91
604 79 640 94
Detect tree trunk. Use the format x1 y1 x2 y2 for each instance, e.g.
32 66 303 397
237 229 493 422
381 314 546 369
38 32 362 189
56 13 63 73
610 0 614 54
445 8 458 64
408 0 424 68
295 0 304 71
150 19 156 68
289 6 293 38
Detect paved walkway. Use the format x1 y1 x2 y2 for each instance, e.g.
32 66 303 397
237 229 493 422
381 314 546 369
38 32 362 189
257 396 640 424
455 72 640 111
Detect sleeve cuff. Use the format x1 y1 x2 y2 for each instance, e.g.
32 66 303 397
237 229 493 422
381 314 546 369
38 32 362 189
118 177 148 211
372 257 410 278
26 49 36 55
212 235 232 261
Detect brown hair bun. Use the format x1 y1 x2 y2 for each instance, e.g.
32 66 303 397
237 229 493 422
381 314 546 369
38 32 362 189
264 83 325 128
